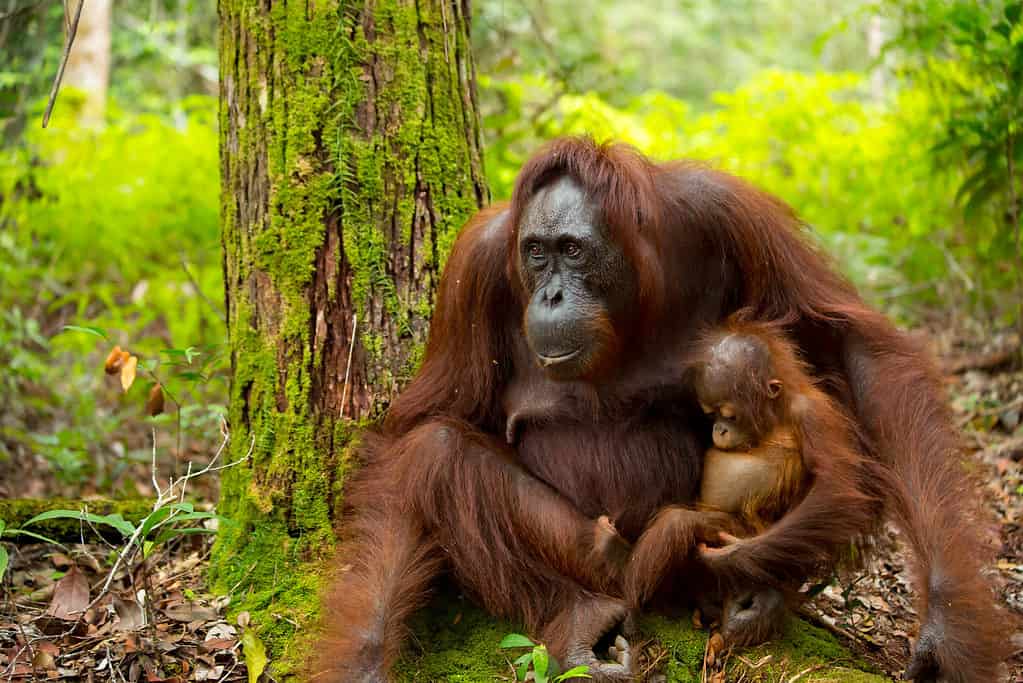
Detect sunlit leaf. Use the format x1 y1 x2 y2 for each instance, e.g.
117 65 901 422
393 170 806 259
532 644 549 683
62 325 108 339
0 545 7 581
121 355 138 392
513 652 532 681
499 633 535 649
555 666 592 681
241 628 268 683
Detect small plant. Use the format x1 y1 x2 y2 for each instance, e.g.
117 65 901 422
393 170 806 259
0 519 63 582
8 325 248 627
499 633 592 682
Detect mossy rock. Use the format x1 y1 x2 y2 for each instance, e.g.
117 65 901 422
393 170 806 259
0 497 152 543
396 595 891 682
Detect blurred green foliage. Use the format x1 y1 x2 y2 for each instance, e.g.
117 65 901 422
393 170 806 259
478 1 1023 322
883 0 1023 328
0 93 223 491
473 0 872 108
1 0 1020 494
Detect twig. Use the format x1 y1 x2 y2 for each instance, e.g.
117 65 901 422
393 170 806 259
228 561 258 594
179 254 226 322
340 314 357 419
940 245 975 292
81 421 251 615
41 0 84 128
788 663 827 683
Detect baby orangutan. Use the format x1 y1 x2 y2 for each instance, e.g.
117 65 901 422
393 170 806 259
695 330 807 535
623 319 874 646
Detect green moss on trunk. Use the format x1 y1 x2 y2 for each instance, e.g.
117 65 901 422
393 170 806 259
213 0 485 677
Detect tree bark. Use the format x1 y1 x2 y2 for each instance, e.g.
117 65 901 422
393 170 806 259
212 0 486 667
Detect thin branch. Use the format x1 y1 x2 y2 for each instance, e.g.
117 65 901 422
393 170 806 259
151 426 163 498
41 0 84 128
340 313 357 419
179 255 226 322
80 421 251 616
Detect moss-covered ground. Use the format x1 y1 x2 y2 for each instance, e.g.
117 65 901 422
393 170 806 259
394 590 891 682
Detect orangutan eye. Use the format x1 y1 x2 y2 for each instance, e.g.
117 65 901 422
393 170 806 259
527 242 545 260
563 241 582 259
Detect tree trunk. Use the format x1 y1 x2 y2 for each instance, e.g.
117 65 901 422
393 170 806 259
63 0 111 124
212 0 486 670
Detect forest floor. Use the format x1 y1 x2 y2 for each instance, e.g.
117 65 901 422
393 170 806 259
1 319 1021 682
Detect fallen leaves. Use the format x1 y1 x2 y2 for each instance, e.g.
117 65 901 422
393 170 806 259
1 542 248 681
44 565 89 621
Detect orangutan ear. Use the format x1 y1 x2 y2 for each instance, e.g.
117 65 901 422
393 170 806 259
767 379 783 399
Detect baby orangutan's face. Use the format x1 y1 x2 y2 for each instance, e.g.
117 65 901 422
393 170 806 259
700 402 754 450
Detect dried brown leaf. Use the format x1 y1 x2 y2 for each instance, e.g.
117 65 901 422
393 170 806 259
114 596 146 631
104 346 125 374
146 384 165 416
49 553 71 570
45 566 89 621
31 649 55 670
200 638 236 652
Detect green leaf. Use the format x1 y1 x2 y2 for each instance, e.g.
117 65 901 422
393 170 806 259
4 529 66 548
0 545 8 581
153 527 218 546
23 509 136 538
555 666 593 681
165 511 235 526
241 629 267 683
532 645 550 683
499 633 535 649
1006 2 1022 26
513 652 532 681
61 325 108 339
137 507 176 539
175 371 207 382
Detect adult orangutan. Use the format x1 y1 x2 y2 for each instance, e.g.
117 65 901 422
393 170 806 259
315 138 1006 682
